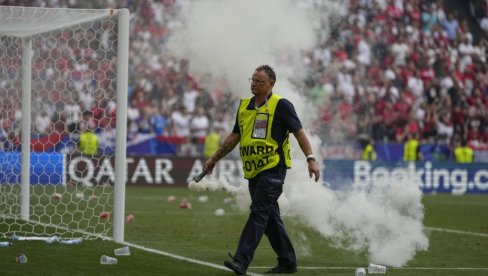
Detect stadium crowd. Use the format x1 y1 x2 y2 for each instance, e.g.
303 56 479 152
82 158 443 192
0 0 487 161
305 0 488 155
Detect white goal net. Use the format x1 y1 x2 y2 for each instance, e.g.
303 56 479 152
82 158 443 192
0 6 129 241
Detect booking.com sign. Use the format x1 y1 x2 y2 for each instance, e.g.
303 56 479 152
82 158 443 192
325 160 488 195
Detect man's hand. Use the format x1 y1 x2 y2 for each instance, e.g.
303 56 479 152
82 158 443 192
203 157 217 175
308 160 320 182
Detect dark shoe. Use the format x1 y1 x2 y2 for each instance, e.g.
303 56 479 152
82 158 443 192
224 254 246 275
265 264 297 274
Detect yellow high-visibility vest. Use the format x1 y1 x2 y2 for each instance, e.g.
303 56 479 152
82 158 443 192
237 93 291 179
454 146 473 163
404 139 419 161
80 131 98 155
204 131 221 158
362 144 377 161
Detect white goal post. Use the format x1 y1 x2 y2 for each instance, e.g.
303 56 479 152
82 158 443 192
0 6 128 242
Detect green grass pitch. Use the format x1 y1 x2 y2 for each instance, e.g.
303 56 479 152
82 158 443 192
0 187 487 275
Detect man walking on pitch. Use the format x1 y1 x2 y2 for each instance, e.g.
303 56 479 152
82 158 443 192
203 65 320 274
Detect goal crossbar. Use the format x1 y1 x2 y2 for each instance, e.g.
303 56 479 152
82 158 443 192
0 6 116 38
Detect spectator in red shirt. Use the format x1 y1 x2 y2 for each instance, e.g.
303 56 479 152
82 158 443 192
393 91 412 122
386 0 403 20
419 60 436 86
406 1 422 25
451 102 467 135
422 109 437 139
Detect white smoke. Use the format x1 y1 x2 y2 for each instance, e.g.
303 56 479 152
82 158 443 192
167 0 317 99
174 0 428 267
282 136 428 267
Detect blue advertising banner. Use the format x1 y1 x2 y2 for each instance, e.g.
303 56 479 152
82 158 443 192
2 151 486 194
0 152 64 185
324 160 488 195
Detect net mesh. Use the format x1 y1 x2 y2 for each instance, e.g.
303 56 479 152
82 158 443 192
0 6 120 240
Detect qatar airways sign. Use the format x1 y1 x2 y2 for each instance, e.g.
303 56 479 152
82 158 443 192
66 155 243 186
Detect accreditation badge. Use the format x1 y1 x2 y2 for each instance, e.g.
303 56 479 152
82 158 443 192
252 113 269 139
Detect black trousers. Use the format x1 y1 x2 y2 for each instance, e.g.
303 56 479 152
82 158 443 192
233 167 296 270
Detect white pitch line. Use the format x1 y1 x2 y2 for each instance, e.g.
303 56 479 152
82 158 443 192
250 266 488 271
6 217 259 275
393 267 488 270
7 216 487 275
121 241 264 276
426 227 488 237
77 226 488 275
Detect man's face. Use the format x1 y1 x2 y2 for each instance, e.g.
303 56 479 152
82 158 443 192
250 70 274 96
